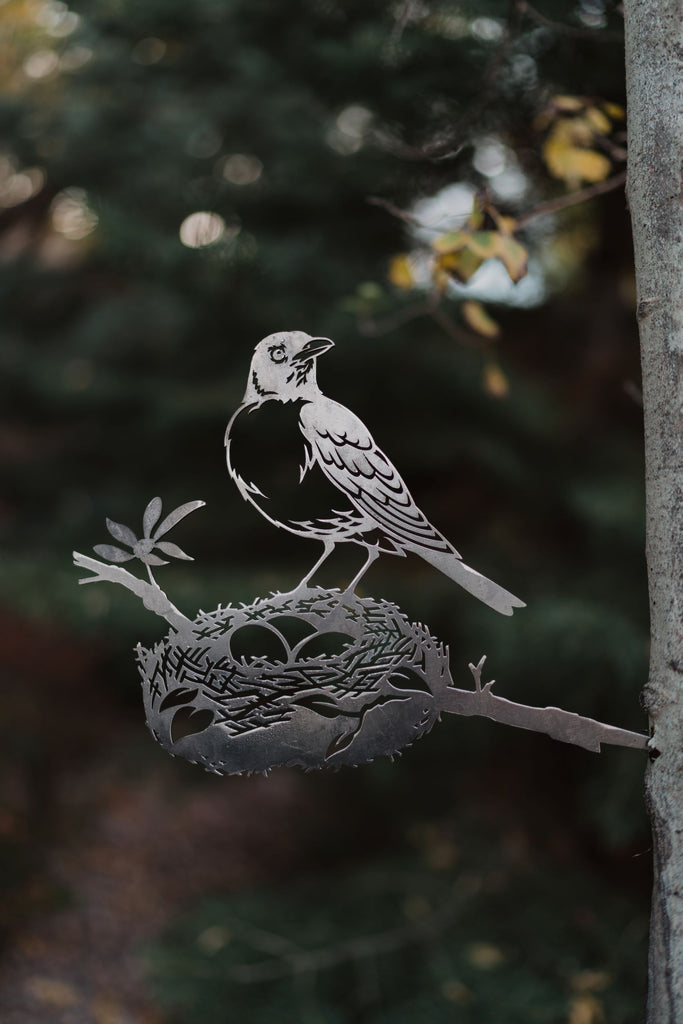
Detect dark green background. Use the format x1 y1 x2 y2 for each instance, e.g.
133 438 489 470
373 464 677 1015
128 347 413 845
0 2 650 1021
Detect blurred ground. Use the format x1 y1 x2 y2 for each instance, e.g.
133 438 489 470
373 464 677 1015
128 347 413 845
0 612 323 1023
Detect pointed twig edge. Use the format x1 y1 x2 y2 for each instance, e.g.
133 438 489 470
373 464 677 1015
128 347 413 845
439 659 648 753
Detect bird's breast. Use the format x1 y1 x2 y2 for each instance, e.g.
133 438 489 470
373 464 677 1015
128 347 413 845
226 399 361 534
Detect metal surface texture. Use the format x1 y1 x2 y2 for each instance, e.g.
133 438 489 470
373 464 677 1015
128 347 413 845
73 332 649 773
138 589 448 774
225 332 525 614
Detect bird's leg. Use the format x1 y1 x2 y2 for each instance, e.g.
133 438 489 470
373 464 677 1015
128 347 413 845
345 545 380 593
295 540 336 591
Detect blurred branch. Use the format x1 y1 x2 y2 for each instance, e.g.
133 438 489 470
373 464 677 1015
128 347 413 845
475 0 526 122
430 308 485 349
383 0 426 59
374 0 523 162
358 296 484 350
515 169 627 227
370 126 466 163
369 170 627 239
595 134 629 162
517 0 624 41
367 196 422 227
358 300 436 337
623 379 644 407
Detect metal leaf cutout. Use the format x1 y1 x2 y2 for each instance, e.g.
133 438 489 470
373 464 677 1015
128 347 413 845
137 552 169 567
153 500 206 540
154 541 193 560
105 519 138 547
93 543 135 563
143 497 163 538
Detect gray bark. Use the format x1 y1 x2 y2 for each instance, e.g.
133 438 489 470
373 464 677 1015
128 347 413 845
624 3 683 1019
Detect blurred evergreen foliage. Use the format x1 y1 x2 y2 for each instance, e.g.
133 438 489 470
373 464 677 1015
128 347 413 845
0 0 649 1019
146 820 647 1023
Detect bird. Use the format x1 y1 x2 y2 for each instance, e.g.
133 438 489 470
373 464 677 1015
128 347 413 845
225 331 525 615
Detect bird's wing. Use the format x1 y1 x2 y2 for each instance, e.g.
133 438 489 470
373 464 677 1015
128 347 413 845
300 398 459 556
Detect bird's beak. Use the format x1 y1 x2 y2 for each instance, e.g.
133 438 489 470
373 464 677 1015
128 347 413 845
290 337 334 364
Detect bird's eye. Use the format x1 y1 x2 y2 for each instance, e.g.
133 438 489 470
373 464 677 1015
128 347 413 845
269 345 287 364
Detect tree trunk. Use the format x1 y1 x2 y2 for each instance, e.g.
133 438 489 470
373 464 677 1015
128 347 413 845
624 3 683 1019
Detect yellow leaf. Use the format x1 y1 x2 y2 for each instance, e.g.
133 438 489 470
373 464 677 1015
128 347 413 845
533 109 553 133
453 247 486 282
425 839 458 870
556 116 595 148
463 300 500 339
466 941 506 969
432 261 451 293
26 977 80 1009
197 925 231 953
568 993 605 1024
543 122 612 186
543 136 571 180
487 206 517 235
435 248 484 284
388 254 414 290
483 361 509 398
571 970 612 994
467 195 485 230
466 231 528 283
93 996 130 1024
496 235 528 283
584 106 611 135
602 101 625 120
467 230 500 258
441 980 471 1004
553 94 586 112
568 148 612 184
432 231 469 255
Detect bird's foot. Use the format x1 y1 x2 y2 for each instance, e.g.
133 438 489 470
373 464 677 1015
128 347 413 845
276 581 342 600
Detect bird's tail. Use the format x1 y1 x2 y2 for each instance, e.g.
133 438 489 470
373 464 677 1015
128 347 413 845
407 544 525 616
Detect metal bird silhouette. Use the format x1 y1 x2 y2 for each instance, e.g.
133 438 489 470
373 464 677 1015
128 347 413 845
225 331 525 615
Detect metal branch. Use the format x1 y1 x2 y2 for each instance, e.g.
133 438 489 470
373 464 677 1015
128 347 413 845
73 551 192 633
440 656 648 752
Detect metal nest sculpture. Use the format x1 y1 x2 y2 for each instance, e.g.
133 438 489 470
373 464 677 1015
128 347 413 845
73 332 648 774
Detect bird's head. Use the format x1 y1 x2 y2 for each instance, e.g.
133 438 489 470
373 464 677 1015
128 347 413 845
242 331 334 405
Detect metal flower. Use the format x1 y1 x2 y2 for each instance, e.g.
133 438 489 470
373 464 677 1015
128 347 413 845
94 496 205 569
